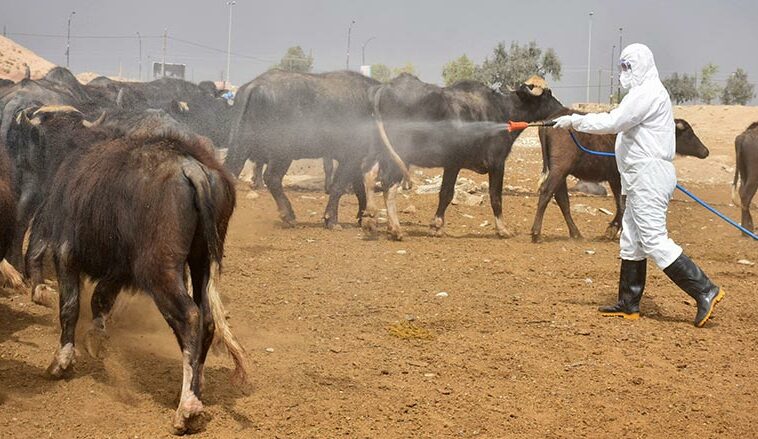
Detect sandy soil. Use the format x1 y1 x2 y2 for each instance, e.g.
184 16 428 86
0 36 55 82
1 106 757 438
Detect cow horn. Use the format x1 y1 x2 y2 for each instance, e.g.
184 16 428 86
32 105 82 116
82 112 106 128
16 109 31 126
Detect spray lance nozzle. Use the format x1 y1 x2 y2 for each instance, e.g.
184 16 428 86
506 120 557 132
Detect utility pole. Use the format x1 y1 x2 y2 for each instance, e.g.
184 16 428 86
346 19 356 70
137 32 142 81
66 11 76 69
597 68 602 103
586 11 594 103
361 36 376 66
225 1 236 89
161 28 167 78
609 45 615 104
617 27 623 103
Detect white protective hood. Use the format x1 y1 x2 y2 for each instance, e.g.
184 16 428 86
619 43 660 89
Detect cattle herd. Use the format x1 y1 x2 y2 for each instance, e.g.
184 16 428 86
0 66 755 434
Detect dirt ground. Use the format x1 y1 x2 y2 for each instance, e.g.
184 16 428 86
1 106 757 438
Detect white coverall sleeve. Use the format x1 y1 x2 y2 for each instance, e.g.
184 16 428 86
572 90 649 135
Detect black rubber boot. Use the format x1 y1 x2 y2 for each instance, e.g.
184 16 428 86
599 259 647 320
663 253 725 328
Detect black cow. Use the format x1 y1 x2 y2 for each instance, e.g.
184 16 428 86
362 74 564 240
531 113 710 242
0 137 23 288
733 122 758 233
18 107 247 434
226 69 379 228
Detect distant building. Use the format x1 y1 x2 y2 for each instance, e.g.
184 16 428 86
152 62 186 79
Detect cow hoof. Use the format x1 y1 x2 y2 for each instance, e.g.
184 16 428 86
46 344 76 379
32 284 58 308
0 261 25 289
531 234 543 244
428 227 445 237
324 218 342 231
497 228 515 239
172 395 206 435
362 216 378 233
570 232 583 240
280 218 297 229
388 229 404 241
604 225 620 240
84 327 108 359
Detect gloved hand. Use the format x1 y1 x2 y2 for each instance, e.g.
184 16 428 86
553 114 582 129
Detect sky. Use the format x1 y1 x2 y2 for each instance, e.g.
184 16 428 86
2 0 757 105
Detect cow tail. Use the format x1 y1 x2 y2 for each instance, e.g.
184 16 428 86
537 126 550 191
373 86 413 184
183 161 249 386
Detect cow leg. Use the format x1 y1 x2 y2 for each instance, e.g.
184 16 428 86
251 162 265 190
264 158 296 227
47 248 80 378
488 164 513 238
530 172 560 243
188 254 214 396
429 167 460 237
554 182 582 239
323 161 355 230
8 186 38 272
740 177 757 233
605 178 624 240
150 268 206 435
25 226 57 307
384 183 403 241
352 176 367 225
361 161 381 236
83 278 123 359
323 158 335 193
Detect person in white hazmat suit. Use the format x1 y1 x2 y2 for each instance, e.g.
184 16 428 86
553 43 725 327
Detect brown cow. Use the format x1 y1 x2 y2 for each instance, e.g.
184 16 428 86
733 122 758 233
531 110 709 243
18 107 248 434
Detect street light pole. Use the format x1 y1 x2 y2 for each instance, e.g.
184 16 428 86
346 19 355 70
66 11 76 69
137 32 142 81
609 44 615 104
617 27 623 103
361 36 376 66
225 1 236 89
586 11 593 103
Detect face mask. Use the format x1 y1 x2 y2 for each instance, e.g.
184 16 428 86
620 70 633 89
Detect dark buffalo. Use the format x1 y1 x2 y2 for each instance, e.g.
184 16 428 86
226 69 379 228
362 74 564 240
18 107 247 434
531 112 709 242
0 137 23 288
733 122 758 233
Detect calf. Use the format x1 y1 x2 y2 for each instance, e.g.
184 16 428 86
733 122 758 233
18 107 248 434
531 111 709 242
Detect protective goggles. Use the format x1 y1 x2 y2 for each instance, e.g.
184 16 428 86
619 59 632 72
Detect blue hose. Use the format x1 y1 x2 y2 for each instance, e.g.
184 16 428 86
567 130 758 241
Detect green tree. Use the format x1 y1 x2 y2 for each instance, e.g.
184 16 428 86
274 46 314 73
392 62 417 78
698 63 721 104
370 63 391 83
475 41 562 90
442 54 477 86
662 72 699 104
721 68 755 105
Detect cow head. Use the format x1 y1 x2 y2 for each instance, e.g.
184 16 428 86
512 76 564 123
674 119 709 159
